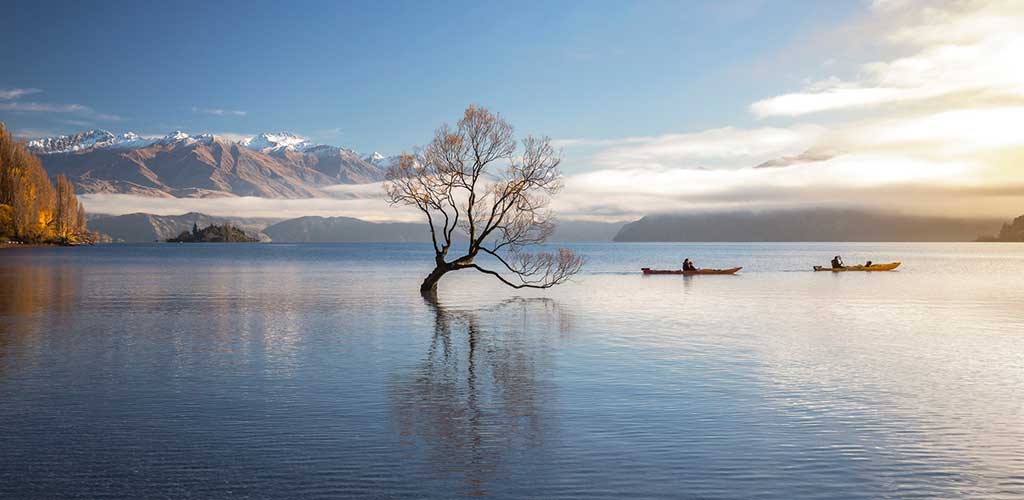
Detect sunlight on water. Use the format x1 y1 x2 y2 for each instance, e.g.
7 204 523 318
1 243 1023 498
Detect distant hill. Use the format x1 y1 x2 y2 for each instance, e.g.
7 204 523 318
264 216 624 243
977 214 1024 242
614 210 1004 242
88 212 623 244
263 216 429 243
88 212 278 242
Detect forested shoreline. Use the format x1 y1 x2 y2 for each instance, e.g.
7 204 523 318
0 122 92 245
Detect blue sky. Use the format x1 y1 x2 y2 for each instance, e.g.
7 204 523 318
7 0 1023 221
3 0 860 157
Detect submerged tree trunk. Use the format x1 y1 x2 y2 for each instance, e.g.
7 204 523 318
420 264 451 293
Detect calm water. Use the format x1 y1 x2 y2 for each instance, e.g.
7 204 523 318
2 242 1023 499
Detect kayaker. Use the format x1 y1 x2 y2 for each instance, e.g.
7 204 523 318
831 255 844 268
865 260 873 267
683 258 696 271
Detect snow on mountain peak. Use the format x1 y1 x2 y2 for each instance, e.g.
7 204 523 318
242 132 312 152
363 151 395 167
160 130 192 144
26 129 133 154
109 132 156 150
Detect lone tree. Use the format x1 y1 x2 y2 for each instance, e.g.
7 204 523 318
385 105 584 293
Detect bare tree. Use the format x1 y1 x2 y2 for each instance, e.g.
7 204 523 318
385 105 584 293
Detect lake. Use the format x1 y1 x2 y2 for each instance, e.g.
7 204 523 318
2 242 1023 499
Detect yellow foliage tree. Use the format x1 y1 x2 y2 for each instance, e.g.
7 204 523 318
0 122 90 244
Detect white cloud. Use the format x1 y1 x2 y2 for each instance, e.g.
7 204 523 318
0 100 122 121
80 192 423 222
567 125 826 170
750 0 1024 117
192 106 247 117
857 107 1024 154
0 88 41 100
92 113 123 122
551 152 1013 219
13 128 60 139
0 102 90 113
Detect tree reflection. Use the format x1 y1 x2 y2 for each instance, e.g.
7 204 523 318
0 261 81 376
390 294 572 496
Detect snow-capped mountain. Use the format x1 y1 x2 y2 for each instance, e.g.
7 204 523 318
25 130 154 154
241 132 312 152
28 129 388 198
27 129 381 159
363 151 397 168
109 132 157 150
26 129 227 154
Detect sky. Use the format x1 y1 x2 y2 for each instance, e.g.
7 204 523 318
4 0 1024 221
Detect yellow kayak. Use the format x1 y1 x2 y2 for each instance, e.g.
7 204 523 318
813 262 901 272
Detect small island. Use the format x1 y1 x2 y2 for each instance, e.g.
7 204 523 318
977 214 1024 242
167 223 258 243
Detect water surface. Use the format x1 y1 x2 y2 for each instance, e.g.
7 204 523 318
2 243 1023 499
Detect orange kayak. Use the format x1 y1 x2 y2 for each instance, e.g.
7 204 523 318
813 262 901 272
641 267 742 275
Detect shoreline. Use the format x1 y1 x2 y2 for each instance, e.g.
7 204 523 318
1 243 57 250
0 242 89 250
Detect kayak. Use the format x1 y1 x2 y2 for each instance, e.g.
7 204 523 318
641 267 742 275
813 262 901 272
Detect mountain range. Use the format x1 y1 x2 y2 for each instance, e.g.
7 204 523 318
87 212 626 243
86 209 1009 243
27 129 393 198
614 210 1004 242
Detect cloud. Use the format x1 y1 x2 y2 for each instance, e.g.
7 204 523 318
0 100 122 121
542 0 1024 221
551 152 1020 220
553 101 1024 220
79 182 424 221
0 101 90 113
13 128 60 139
0 88 41 100
92 113 123 122
750 1 1024 117
565 125 826 170
59 119 95 127
753 149 837 169
192 106 247 117
854 106 1024 154
80 192 423 222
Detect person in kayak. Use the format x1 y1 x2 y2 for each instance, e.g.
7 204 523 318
865 260 873 267
831 255 845 268
683 258 696 271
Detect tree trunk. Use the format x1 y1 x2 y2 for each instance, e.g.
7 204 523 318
420 264 450 293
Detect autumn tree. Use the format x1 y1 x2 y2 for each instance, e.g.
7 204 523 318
0 122 89 244
385 105 584 293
